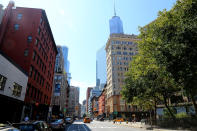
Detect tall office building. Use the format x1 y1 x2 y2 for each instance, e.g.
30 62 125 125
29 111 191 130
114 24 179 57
81 100 86 117
96 45 107 90
62 46 68 71
109 1 124 35
105 34 138 117
68 86 80 117
105 3 138 118
86 87 93 114
0 1 57 120
62 46 71 84
0 4 4 24
51 46 69 117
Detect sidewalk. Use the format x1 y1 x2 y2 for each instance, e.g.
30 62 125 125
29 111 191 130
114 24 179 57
114 121 190 131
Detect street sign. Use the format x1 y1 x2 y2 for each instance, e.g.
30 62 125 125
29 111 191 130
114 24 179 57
114 111 118 115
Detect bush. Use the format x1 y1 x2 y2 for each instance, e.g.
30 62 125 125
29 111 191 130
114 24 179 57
163 107 177 119
175 112 189 119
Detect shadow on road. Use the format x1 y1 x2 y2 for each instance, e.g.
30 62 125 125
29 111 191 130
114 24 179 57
65 124 91 131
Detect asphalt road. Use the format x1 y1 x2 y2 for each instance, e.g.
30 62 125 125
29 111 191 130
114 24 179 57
65 120 146 131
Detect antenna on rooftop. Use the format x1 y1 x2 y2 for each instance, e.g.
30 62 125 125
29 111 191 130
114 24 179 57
114 0 116 16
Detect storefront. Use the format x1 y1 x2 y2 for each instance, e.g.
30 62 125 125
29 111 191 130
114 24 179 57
0 94 24 123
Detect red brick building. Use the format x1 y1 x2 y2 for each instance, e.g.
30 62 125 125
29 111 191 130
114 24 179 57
0 2 57 120
91 96 99 118
98 88 106 116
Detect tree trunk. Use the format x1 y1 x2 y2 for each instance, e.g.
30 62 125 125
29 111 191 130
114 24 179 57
154 100 157 125
163 96 176 120
191 95 197 116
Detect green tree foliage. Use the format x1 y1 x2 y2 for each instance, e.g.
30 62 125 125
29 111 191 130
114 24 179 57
122 0 197 118
138 0 197 114
121 52 180 119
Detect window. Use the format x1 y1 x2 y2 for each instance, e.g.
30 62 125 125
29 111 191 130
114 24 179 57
34 70 37 80
29 66 33 77
123 52 128 55
37 73 40 83
40 18 43 24
129 52 134 55
38 27 41 35
35 38 39 46
14 24 19 30
24 49 29 56
128 42 133 45
32 51 36 61
116 41 121 44
27 36 32 43
17 13 22 20
122 41 127 44
12 82 22 97
111 40 115 44
116 46 121 50
117 51 121 55
38 44 41 51
34 88 37 99
0 74 7 90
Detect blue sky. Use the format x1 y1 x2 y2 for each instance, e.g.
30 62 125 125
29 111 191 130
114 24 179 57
2 0 177 103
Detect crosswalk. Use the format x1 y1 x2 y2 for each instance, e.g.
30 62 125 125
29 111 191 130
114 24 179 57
86 121 130 129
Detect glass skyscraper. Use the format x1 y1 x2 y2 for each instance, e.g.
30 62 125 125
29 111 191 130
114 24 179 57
96 45 107 90
109 15 124 35
62 46 71 84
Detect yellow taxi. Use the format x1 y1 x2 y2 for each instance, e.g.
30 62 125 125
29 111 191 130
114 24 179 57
114 118 124 122
83 117 91 123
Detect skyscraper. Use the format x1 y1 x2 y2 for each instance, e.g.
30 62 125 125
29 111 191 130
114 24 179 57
105 34 138 118
51 46 69 117
68 86 80 117
62 46 71 84
62 46 68 71
105 1 139 119
109 1 124 35
109 16 124 35
96 45 107 90
86 87 93 113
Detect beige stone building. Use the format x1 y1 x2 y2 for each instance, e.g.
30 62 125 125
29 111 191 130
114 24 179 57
105 33 139 118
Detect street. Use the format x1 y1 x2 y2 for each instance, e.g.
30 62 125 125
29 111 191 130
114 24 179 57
65 120 146 131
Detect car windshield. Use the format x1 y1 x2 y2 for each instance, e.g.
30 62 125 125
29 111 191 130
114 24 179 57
66 118 71 120
55 119 62 123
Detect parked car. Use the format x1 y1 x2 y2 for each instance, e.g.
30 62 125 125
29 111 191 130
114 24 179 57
64 117 73 124
0 123 20 131
49 119 65 130
12 121 51 131
99 117 104 121
83 117 91 123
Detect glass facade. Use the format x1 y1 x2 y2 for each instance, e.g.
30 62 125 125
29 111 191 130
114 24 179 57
62 46 71 84
109 16 124 35
96 46 107 88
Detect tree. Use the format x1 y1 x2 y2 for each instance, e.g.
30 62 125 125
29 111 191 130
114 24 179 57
139 0 197 114
121 53 180 120
83 113 86 118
